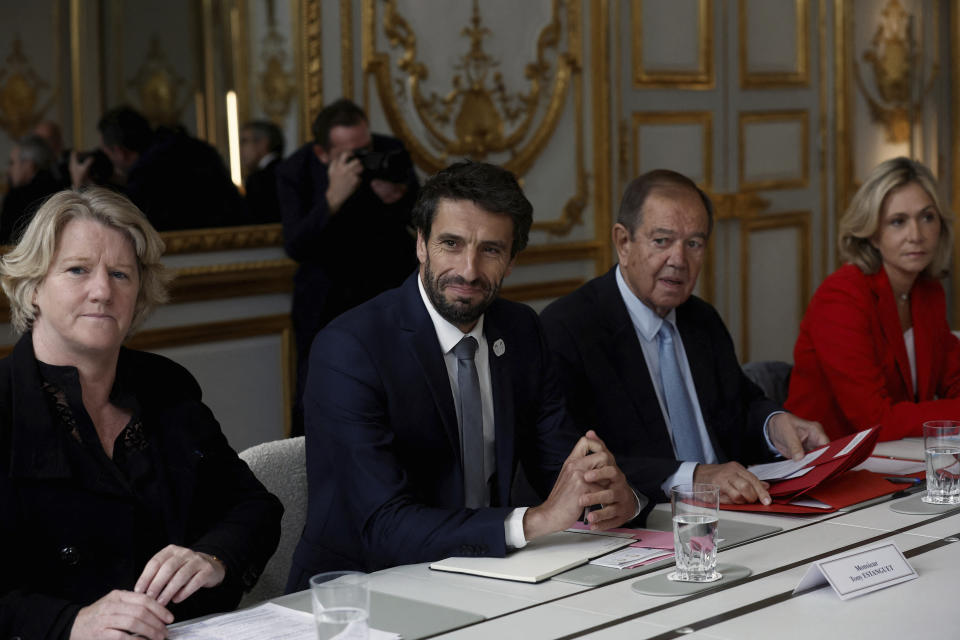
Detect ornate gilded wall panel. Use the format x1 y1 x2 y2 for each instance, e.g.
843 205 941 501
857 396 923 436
0 1 63 176
631 111 713 189
739 109 810 190
362 0 587 239
740 211 811 361
632 0 714 89
739 0 809 88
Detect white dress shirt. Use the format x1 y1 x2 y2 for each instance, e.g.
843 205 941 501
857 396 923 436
417 275 529 548
615 267 780 496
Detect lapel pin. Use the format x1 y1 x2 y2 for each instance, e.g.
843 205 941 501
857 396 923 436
493 339 505 357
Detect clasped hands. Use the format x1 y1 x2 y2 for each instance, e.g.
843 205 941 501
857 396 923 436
694 412 829 506
69 545 225 640
523 430 636 541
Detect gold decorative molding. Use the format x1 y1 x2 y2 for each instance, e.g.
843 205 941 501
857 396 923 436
632 0 714 89
257 0 297 124
516 240 604 266
953 2 960 328
738 109 810 191
701 191 770 306
159 223 284 254
501 278 584 303
341 0 354 100
738 0 809 88
364 0 586 238
835 0 854 254
70 0 83 149
168 259 295 303
127 36 190 127
738 211 811 361
631 111 714 190
592 0 613 272
230 0 250 127
853 0 938 144
297 0 322 144
200 0 218 146
0 36 54 140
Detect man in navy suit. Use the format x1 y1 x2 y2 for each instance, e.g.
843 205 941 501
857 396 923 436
540 170 827 509
288 162 638 588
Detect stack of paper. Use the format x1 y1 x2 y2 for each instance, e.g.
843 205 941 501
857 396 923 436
589 546 673 570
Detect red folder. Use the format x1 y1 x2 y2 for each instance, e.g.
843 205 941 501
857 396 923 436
720 428 903 514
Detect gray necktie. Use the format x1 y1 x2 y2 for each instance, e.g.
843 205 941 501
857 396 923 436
657 322 706 462
453 336 486 508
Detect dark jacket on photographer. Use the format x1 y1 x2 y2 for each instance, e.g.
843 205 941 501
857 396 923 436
277 133 419 433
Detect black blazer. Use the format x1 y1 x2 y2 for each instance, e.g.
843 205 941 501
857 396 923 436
540 267 779 503
0 335 282 639
287 274 579 589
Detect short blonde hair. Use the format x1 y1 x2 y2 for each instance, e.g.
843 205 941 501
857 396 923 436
0 188 171 334
839 157 953 277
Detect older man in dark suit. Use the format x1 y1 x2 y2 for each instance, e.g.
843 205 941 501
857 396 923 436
288 162 638 589
540 169 827 509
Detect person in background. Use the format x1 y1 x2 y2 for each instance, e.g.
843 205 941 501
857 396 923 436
70 106 246 230
240 120 284 224
33 119 70 186
277 98 419 436
1 134 60 244
540 169 827 509
0 188 282 639
787 157 960 441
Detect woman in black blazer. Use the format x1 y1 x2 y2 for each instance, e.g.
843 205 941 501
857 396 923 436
0 188 282 640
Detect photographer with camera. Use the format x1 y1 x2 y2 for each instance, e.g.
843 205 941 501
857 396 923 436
278 98 419 435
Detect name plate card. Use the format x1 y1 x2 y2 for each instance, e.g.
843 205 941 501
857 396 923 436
793 542 917 600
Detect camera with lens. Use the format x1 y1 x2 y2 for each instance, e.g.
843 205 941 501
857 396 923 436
75 149 114 185
349 147 411 184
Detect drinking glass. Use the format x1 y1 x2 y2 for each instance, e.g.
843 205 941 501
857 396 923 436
309 571 369 640
668 483 721 582
922 421 960 505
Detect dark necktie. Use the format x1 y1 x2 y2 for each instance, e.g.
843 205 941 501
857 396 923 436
453 336 486 508
657 322 706 462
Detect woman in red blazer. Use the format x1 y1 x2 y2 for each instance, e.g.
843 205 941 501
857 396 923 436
786 157 960 441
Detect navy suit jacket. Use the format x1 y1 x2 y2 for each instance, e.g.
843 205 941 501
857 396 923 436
539 267 779 503
287 274 578 589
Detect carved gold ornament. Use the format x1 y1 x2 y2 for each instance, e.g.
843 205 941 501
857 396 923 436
0 37 53 141
854 0 937 143
365 0 586 235
127 37 190 127
258 0 297 124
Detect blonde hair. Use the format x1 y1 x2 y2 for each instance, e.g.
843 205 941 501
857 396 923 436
0 188 171 334
838 157 953 277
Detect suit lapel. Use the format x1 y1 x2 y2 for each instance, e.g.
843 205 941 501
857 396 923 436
597 269 675 457
484 309 514 507
398 274 462 462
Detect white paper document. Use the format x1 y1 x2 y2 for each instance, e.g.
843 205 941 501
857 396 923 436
430 530 633 582
589 546 673 569
747 446 828 481
834 429 872 457
167 603 399 640
852 456 926 475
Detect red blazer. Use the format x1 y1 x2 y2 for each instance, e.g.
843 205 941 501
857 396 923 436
786 264 960 441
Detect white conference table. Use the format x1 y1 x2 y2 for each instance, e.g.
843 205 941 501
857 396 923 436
269 485 959 639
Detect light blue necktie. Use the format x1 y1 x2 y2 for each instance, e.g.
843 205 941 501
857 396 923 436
453 336 487 508
657 322 706 462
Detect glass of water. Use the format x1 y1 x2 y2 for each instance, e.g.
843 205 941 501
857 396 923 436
309 571 369 640
922 421 960 505
668 483 721 583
